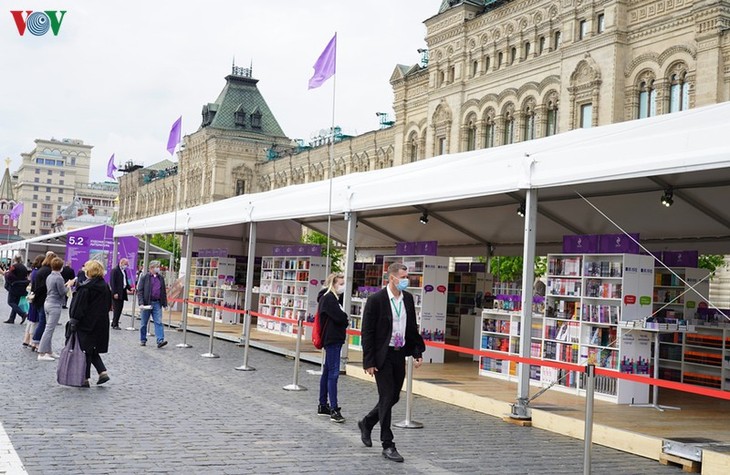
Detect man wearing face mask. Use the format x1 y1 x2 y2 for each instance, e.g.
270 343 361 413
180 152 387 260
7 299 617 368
136 260 168 348
110 258 132 330
316 272 349 423
359 262 425 463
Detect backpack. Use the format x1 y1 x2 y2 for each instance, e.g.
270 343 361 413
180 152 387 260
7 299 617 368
312 310 324 349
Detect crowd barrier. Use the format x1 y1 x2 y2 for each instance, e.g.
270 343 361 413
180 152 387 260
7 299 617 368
138 296 730 474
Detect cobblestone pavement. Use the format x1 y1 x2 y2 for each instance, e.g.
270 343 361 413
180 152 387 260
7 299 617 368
0 298 681 475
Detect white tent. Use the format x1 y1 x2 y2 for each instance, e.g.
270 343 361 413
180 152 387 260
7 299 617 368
114 102 730 255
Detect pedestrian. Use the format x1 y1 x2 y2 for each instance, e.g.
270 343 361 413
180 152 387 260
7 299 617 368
60 261 75 309
358 262 425 463
26 255 44 351
109 258 131 330
30 252 56 350
37 258 66 361
316 272 349 423
4 255 30 324
67 260 111 387
136 260 168 348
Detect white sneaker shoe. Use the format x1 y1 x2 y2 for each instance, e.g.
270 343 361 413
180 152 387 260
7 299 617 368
50 352 60 359
37 354 55 361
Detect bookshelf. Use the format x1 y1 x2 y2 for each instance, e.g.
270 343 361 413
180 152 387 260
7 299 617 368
363 263 382 287
348 297 365 349
257 255 327 337
542 253 655 404
188 256 237 323
383 255 449 363
446 265 493 344
478 309 543 381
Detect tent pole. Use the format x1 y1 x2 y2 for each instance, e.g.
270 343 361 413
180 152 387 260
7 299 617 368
236 221 257 371
340 211 357 372
143 235 150 271
512 188 537 420
176 229 194 348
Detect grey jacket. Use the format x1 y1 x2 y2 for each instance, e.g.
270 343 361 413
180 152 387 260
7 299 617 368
44 272 67 308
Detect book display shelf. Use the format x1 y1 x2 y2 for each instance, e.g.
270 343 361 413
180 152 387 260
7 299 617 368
382 255 449 363
348 297 366 349
446 264 493 344
257 255 327 337
543 253 655 403
188 256 237 323
478 309 543 381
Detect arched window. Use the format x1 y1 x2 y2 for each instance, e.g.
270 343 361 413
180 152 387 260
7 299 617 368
524 42 531 59
483 115 495 149
471 60 479 78
638 80 657 119
497 52 503 69
554 31 562 50
669 72 690 113
466 120 477 151
523 105 536 141
546 98 558 137
503 110 515 145
234 104 246 127
510 47 517 65
538 37 546 55
438 70 445 86
484 55 490 72
408 132 419 163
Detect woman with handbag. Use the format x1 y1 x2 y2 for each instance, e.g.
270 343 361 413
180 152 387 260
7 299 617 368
37 258 66 361
67 260 111 387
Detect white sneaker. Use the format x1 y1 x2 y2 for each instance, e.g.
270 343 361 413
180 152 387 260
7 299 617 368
37 354 55 361
50 353 60 359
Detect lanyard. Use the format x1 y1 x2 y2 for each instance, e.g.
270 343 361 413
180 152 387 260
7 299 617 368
390 297 402 320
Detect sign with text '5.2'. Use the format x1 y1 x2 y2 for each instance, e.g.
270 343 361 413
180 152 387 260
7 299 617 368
66 225 138 283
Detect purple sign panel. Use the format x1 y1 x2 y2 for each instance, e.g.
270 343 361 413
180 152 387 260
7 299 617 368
271 245 321 257
66 225 139 283
395 241 438 256
599 233 640 254
562 234 600 254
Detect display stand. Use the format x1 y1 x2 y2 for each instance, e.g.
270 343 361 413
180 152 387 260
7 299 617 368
630 326 683 411
188 256 236 322
446 264 492 344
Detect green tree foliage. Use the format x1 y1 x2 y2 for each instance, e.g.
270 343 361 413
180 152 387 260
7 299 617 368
301 231 343 273
149 234 181 270
699 254 727 275
489 256 547 282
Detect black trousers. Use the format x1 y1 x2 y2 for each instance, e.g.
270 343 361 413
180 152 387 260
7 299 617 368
363 348 406 449
111 298 124 328
85 350 107 379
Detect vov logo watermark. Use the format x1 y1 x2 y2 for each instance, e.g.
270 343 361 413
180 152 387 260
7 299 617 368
11 10 67 36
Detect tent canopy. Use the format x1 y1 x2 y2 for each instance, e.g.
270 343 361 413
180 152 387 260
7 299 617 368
113 102 730 256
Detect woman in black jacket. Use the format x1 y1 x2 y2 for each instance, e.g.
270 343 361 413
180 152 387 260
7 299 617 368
316 272 349 423
68 260 112 387
30 252 56 347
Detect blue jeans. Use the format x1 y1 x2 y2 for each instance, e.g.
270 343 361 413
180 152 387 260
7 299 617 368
319 343 342 408
140 301 164 343
32 306 46 343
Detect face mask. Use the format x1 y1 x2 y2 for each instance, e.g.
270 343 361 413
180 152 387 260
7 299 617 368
121 265 128 271
150 268 158 274
396 278 409 291
335 285 345 295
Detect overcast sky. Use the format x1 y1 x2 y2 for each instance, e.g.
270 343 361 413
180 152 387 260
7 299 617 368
1 1 439 182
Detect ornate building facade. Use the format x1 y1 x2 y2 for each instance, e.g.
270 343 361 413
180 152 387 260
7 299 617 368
119 0 730 223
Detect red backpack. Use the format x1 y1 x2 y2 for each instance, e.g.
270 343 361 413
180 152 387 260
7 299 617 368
312 310 325 349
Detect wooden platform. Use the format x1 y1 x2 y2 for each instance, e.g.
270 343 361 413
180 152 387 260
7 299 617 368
125 303 730 474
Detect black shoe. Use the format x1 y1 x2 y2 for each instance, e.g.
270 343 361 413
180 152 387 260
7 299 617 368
111 326 121 330
140 341 146 347
157 340 168 348
330 407 345 423
382 446 404 463
317 404 331 416
3 320 14 324
97 373 110 385
358 419 372 447
20 315 27 325
81 380 90 388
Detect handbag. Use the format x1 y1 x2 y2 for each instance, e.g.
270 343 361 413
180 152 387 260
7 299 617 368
56 332 87 387
26 291 35 303
18 296 29 314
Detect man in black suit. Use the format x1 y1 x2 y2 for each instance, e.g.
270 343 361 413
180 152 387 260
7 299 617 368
109 258 131 330
358 262 425 463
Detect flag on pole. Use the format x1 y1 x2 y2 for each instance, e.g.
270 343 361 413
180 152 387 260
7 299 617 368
308 33 337 90
9 202 23 221
167 116 182 155
106 153 117 180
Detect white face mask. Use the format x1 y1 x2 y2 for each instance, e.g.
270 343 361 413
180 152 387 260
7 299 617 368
335 284 345 295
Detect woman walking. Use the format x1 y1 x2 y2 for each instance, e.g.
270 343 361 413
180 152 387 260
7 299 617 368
37 258 66 361
27 255 45 352
68 260 111 387
316 272 349 423
30 252 56 350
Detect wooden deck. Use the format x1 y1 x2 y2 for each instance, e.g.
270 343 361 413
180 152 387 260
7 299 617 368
129 304 730 474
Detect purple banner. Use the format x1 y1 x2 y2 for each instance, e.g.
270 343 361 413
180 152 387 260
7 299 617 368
562 234 600 254
663 250 698 268
395 241 438 256
272 245 321 257
66 225 139 283
599 233 640 254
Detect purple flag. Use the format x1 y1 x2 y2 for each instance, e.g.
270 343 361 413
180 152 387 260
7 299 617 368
308 33 337 90
167 116 182 155
106 153 117 180
9 202 23 221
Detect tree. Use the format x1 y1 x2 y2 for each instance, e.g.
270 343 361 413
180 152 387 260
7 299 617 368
301 231 343 273
699 254 727 276
148 234 181 271
489 256 547 282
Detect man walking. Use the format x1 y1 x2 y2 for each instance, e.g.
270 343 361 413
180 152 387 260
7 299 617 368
136 260 168 348
359 262 425 463
110 258 131 330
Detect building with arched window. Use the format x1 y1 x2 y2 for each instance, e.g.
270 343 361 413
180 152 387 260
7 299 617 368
118 0 730 223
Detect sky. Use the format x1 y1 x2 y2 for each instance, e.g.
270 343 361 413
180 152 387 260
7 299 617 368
1 0 440 182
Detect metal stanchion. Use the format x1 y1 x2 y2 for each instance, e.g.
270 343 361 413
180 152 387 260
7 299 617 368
394 356 423 429
283 316 307 391
200 307 219 358
125 295 137 331
176 301 192 348
235 310 255 371
583 364 596 475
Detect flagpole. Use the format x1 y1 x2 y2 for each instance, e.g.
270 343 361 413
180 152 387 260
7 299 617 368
325 67 336 277
168 119 182 328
